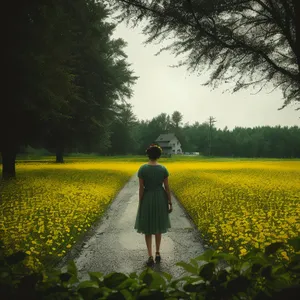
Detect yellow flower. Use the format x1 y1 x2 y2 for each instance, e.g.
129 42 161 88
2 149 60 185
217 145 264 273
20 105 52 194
240 248 247 256
281 251 289 261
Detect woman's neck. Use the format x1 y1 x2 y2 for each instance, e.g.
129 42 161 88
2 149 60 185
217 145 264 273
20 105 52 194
148 160 158 165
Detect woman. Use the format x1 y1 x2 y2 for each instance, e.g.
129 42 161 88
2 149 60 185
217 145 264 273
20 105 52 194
134 144 172 267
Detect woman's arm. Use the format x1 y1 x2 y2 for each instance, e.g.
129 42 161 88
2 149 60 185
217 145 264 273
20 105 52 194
163 177 172 210
139 178 144 202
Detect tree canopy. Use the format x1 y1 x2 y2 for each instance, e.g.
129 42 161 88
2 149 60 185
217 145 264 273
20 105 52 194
112 0 300 109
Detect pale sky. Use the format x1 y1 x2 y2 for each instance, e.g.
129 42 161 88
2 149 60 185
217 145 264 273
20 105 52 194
113 23 300 130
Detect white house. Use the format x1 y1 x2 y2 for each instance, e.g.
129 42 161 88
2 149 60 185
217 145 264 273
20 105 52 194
155 133 183 155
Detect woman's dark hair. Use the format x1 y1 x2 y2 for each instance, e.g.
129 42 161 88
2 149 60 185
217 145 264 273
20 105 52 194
146 144 162 160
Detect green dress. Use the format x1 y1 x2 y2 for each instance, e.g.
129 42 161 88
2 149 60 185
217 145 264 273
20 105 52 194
134 164 171 235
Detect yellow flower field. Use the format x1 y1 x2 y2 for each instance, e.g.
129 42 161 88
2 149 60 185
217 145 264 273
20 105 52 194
0 161 139 269
1 158 299 269
166 160 300 257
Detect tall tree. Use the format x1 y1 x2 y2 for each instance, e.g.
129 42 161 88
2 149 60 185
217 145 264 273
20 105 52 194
110 103 138 154
171 111 183 129
1 0 137 178
113 0 300 109
44 1 137 163
2 0 75 179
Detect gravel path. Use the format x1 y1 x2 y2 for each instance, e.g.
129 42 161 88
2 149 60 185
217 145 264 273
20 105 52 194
70 174 205 279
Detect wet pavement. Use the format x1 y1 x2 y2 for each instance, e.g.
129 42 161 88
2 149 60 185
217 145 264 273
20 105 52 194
70 174 205 279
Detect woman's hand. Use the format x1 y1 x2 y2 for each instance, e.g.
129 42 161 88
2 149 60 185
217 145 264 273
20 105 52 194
168 202 173 213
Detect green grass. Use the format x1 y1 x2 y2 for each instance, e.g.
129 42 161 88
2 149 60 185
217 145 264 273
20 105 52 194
14 153 300 165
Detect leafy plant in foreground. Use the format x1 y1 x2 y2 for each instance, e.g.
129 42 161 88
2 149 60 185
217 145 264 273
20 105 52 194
0 238 299 299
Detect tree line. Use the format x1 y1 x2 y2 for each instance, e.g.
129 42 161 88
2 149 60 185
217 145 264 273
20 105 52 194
3 0 300 180
106 108 300 158
21 107 300 159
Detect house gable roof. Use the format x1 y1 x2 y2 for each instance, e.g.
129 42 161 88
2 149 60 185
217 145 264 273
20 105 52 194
155 133 177 142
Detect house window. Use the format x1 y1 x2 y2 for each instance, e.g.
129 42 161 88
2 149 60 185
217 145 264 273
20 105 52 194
173 143 175 147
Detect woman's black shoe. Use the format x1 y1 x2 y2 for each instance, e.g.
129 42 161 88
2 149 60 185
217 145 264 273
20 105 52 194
155 252 161 263
146 256 154 267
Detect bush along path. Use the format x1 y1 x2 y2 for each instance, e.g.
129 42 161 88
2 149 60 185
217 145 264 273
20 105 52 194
1 234 300 299
69 174 205 280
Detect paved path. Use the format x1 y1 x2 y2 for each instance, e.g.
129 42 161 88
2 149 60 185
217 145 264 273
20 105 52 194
70 175 205 279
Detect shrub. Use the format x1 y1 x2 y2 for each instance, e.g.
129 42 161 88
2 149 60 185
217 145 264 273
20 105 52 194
1 238 299 300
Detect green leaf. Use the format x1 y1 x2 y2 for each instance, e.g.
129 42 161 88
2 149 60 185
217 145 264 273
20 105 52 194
142 273 153 287
77 287 102 300
212 252 238 262
251 263 263 274
89 272 104 285
121 289 134 300
104 272 128 289
199 262 215 281
117 278 136 290
6 251 27 265
288 254 300 273
138 289 165 300
288 238 300 252
227 276 251 294
149 272 167 289
265 242 284 256
142 271 166 289
169 278 186 289
249 252 270 265
190 258 198 268
67 260 78 277
168 290 190 299
160 271 172 282
261 265 272 279
129 272 138 279
270 273 291 288
217 269 229 283
176 261 198 275
106 291 126 300
77 281 99 289
291 253 300 263
89 272 103 280
138 288 151 297
59 272 72 282
194 249 215 262
139 269 148 281
183 282 206 293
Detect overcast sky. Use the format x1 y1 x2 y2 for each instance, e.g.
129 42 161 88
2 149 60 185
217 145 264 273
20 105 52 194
113 23 300 130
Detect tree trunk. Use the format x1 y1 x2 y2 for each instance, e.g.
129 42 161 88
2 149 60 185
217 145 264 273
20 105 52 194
56 145 64 163
56 147 64 164
1 150 17 179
